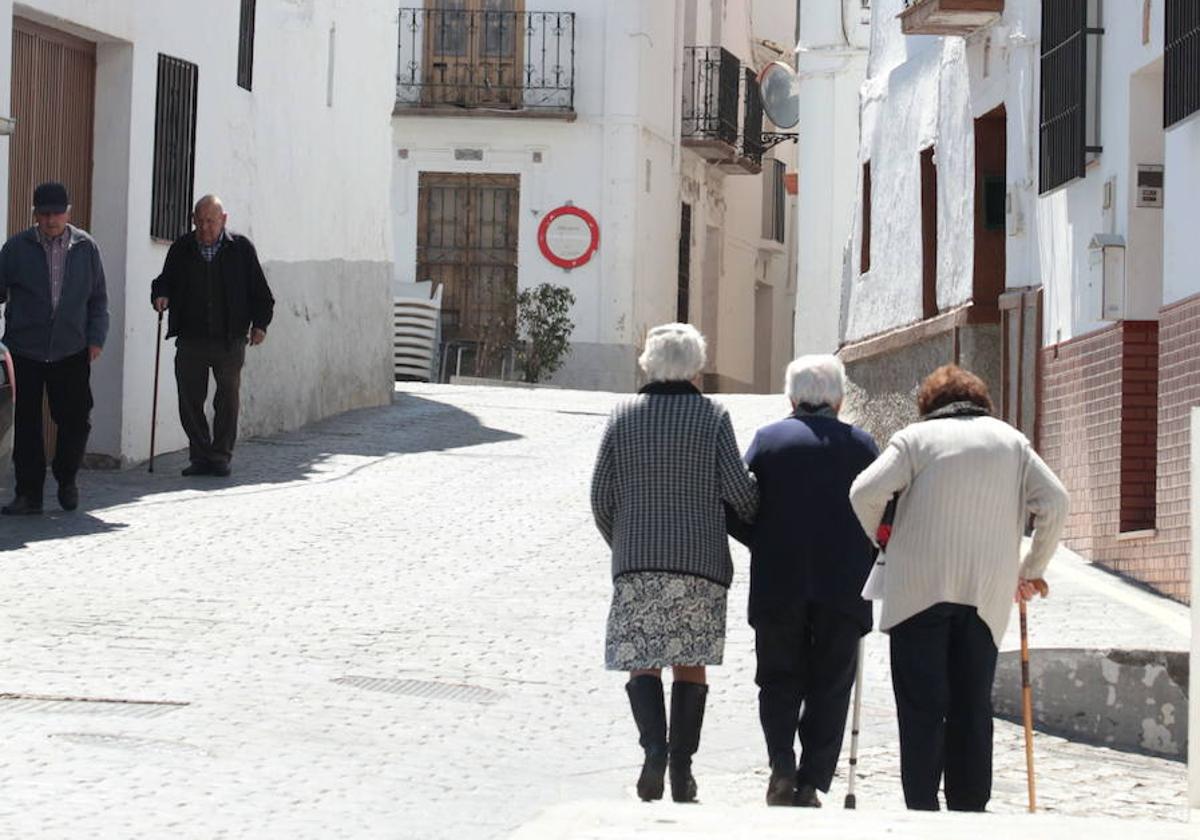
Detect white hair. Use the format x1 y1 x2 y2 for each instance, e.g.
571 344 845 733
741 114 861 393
638 323 707 382
784 354 846 408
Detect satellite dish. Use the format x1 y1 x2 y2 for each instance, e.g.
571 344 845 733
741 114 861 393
757 61 799 130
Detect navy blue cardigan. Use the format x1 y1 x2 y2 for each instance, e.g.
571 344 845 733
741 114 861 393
729 410 879 630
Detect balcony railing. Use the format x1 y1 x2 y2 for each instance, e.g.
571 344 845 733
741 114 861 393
899 0 1003 36
395 6 575 114
682 46 739 146
681 46 765 174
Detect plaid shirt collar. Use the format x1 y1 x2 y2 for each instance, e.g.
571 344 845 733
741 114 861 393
36 227 68 249
197 228 231 262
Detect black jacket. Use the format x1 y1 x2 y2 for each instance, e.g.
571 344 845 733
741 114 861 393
730 410 879 630
151 231 274 341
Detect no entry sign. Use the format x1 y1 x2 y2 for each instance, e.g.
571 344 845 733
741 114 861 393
538 205 599 270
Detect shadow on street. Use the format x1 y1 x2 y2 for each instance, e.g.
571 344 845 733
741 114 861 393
0 391 522 553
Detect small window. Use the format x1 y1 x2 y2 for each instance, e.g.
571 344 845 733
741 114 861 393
761 159 786 244
151 54 199 242
860 161 871 274
1039 0 1103 194
920 147 938 318
238 0 257 91
983 175 1006 230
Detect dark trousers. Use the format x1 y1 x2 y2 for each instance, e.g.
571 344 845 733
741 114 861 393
754 602 862 791
11 350 92 501
889 602 998 812
175 337 246 467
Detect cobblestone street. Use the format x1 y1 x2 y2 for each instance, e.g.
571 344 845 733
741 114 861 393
0 384 1191 838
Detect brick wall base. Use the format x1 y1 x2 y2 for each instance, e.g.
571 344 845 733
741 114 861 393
1038 301 1200 603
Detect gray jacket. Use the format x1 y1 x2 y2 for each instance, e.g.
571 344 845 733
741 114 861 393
0 225 109 362
591 381 758 587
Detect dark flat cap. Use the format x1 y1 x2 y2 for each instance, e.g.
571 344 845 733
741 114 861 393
33 182 69 214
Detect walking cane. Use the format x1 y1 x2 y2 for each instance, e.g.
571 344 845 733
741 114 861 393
1019 597 1037 813
148 308 163 473
844 637 865 810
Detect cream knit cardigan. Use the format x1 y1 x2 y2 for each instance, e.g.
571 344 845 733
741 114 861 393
849 415 1069 646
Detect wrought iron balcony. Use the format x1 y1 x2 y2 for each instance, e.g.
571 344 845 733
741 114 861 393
681 47 765 174
899 0 1003 36
395 6 575 115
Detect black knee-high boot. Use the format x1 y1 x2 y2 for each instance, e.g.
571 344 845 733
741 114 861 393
668 681 708 803
626 675 668 801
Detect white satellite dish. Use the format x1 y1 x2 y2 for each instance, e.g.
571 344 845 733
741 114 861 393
757 61 799 130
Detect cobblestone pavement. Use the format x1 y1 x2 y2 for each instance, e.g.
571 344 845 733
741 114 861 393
0 384 1191 839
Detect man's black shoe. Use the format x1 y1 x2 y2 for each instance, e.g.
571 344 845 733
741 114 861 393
794 783 822 808
1 495 43 516
57 483 79 511
210 462 232 477
181 462 212 477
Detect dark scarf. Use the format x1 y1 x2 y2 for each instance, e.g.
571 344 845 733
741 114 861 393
639 381 701 396
793 402 838 420
920 400 991 421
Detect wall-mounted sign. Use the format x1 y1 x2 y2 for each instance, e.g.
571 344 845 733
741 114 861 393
1136 164 1164 209
538 204 599 270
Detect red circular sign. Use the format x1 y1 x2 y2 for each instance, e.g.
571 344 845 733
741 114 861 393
538 205 599 270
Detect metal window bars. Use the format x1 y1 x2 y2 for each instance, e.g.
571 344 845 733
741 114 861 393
395 6 575 113
1165 0 1200 128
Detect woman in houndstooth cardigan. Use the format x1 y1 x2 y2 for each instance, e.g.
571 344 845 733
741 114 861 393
591 323 758 804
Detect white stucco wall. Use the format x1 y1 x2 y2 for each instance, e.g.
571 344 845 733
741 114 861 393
391 0 795 392
3 0 397 464
843 0 978 344
1163 113 1200 306
793 0 867 354
1034 0 1175 343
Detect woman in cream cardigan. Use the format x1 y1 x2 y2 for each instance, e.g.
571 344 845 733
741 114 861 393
849 364 1068 812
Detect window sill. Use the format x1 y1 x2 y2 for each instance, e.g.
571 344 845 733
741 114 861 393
1116 528 1156 541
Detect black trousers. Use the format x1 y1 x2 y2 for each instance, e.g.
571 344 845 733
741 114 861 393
175 337 246 467
754 602 862 791
889 602 998 811
11 350 92 501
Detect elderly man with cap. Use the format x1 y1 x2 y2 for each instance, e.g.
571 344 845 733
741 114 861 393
0 181 109 515
151 195 274 477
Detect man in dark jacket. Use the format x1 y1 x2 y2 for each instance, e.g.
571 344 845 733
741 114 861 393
0 182 109 515
151 195 274 477
729 354 878 808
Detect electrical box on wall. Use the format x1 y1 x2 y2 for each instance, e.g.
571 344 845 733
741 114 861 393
1089 234 1126 321
1136 164 1164 208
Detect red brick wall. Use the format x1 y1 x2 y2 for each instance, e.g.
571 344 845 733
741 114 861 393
1039 308 1198 603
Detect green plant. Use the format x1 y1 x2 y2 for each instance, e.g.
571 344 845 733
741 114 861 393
516 283 576 384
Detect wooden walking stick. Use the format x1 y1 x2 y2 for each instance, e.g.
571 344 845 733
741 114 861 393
148 308 163 473
1019 597 1037 813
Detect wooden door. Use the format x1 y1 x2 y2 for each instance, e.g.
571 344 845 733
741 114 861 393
8 18 97 459
1000 287 1043 445
423 0 524 108
417 173 519 374
7 17 96 236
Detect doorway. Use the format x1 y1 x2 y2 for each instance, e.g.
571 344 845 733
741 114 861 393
7 17 96 236
973 105 1006 310
423 0 525 108
416 172 519 376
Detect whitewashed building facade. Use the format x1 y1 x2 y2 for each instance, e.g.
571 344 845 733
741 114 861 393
837 0 1200 601
390 0 797 393
0 0 397 466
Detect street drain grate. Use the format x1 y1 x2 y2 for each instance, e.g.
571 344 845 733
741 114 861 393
50 733 210 756
332 676 502 705
0 693 189 719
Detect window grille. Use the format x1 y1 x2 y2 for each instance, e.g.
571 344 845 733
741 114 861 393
238 0 256 90
1165 0 1200 128
151 54 199 242
1039 0 1103 194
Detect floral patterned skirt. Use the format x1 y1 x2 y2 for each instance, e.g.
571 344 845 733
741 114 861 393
605 571 728 671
